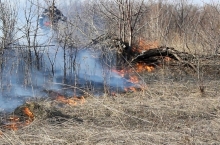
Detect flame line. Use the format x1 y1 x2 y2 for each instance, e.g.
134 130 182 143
118 54 152 95
52 83 152 124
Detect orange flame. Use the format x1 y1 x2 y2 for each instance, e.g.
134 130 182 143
72 96 86 104
56 95 76 106
3 123 19 131
23 107 34 121
146 65 154 72
8 115 20 122
56 96 85 106
129 75 139 84
2 107 35 131
112 41 156 92
112 63 154 92
112 69 126 77
113 63 154 78
136 63 154 72
2 115 21 131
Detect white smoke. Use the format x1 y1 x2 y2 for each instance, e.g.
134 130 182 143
0 29 132 112
0 0 134 112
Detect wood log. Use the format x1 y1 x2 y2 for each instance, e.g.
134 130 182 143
86 35 198 72
130 47 195 62
129 46 197 72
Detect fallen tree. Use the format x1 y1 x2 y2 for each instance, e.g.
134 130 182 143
130 46 195 63
129 46 197 72
87 35 220 76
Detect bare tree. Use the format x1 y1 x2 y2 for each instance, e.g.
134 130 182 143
96 0 146 48
0 0 17 49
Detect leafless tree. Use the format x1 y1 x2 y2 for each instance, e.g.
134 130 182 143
0 0 17 49
97 0 147 49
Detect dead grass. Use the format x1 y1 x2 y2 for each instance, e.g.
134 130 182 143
0 70 220 145
133 39 160 53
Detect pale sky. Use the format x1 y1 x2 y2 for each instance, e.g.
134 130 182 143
11 0 218 5
1 0 218 6
192 0 218 5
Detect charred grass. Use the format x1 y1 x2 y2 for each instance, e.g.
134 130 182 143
0 67 220 145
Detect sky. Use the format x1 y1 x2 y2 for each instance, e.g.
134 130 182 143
192 0 218 5
1 0 218 8
6 0 217 5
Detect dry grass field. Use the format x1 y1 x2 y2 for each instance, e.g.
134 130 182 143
1 0 220 144
0 66 220 145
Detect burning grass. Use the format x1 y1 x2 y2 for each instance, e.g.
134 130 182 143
0 95 86 132
0 106 36 132
0 68 220 144
113 62 154 92
55 95 86 106
112 39 158 90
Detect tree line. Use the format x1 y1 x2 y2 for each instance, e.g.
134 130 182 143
72 0 220 55
0 0 220 55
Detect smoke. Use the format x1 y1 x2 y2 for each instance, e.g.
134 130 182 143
0 1 135 112
75 49 131 88
0 27 134 112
